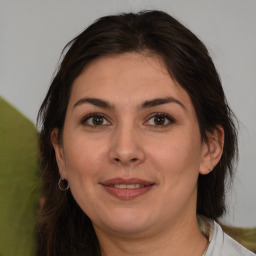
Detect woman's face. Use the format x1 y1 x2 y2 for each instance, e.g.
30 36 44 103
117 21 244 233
53 53 212 237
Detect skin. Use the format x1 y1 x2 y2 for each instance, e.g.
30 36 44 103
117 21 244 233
52 52 224 256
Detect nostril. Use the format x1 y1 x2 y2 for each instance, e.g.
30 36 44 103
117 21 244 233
113 157 138 163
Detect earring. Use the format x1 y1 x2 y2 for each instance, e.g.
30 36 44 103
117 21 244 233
58 178 70 191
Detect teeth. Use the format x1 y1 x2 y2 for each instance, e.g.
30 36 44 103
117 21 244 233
113 184 145 189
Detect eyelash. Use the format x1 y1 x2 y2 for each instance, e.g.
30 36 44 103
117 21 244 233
81 112 175 128
81 113 111 127
145 113 175 127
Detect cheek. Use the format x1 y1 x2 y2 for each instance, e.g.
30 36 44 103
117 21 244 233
148 131 203 184
63 135 107 179
62 137 108 212
152 136 201 166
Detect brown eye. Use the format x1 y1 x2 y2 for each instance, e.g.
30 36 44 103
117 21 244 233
92 116 104 125
82 114 110 126
146 113 175 127
153 116 166 125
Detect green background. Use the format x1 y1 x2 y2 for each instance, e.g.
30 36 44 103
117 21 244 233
0 96 39 256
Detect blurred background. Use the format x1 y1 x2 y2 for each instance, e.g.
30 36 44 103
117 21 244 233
1 0 255 229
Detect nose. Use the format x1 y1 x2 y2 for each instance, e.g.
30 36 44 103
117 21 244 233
108 123 146 166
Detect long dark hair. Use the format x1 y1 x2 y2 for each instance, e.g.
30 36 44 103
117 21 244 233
37 10 238 255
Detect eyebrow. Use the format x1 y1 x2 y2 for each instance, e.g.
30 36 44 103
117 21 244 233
73 98 114 109
73 96 186 110
140 97 186 110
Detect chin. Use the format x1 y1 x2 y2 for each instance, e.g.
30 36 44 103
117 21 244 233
105 221 151 235
94 209 154 235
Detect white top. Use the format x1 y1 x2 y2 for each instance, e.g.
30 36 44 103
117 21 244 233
204 220 255 256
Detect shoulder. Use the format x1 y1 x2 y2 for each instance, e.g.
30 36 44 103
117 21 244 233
206 221 255 256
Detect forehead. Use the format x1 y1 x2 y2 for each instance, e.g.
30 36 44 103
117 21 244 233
69 53 193 110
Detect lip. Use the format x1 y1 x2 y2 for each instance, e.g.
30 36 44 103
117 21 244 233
100 177 155 200
101 177 154 186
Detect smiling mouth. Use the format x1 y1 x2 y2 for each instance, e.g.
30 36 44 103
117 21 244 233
109 184 146 189
101 178 155 200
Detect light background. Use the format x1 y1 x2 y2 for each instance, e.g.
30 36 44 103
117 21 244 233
0 0 255 227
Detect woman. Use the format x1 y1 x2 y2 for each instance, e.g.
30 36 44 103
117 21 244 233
37 10 254 256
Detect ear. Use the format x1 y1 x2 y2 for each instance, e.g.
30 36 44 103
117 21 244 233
199 125 224 175
51 128 67 179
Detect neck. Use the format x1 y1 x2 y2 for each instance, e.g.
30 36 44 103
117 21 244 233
94 213 208 256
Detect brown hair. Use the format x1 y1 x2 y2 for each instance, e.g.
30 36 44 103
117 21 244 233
37 10 238 255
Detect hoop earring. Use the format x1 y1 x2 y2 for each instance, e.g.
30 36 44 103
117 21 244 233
58 178 70 191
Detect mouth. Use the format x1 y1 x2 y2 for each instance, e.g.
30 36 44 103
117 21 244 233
109 184 147 189
100 178 155 200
